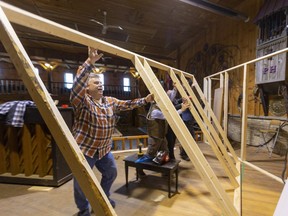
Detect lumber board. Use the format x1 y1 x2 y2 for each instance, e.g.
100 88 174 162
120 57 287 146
223 72 229 136
240 65 248 160
233 162 241 215
213 88 224 123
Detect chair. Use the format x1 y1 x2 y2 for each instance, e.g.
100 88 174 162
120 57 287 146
258 120 281 157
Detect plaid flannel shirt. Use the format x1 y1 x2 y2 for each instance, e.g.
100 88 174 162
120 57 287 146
0 100 35 127
70 62 147 159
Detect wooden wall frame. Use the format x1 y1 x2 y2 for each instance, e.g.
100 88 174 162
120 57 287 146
204 41 288 216
0 2 239 215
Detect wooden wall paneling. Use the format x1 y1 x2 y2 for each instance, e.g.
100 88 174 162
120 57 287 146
213 88 224 123
177 0 261 116
235 73 242 115
7 127 20 175
247 67 256 115
21 125 33 176
34 124 49 177
0 4 115 216
31 126 39 174
0 126 7 173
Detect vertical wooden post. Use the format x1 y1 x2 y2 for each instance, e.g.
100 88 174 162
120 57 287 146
241 64 248 160
223 72 229 136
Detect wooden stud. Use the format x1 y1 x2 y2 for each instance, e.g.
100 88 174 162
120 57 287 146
223 72 229 136
240 65 248 161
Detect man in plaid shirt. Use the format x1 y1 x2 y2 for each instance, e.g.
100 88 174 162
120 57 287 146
70 47 153 216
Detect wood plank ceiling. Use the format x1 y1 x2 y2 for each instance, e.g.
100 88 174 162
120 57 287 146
0 0 249 68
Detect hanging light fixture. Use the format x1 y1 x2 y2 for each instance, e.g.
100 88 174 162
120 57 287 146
38 61 59 93
38 61 59 70
129 68 141 79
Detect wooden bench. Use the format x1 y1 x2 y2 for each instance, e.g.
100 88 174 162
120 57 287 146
123 153 180 198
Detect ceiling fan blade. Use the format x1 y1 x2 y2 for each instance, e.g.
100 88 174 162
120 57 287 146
90 19 104 26
107 25 123 30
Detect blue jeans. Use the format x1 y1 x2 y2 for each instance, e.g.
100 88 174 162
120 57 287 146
73 151 117 211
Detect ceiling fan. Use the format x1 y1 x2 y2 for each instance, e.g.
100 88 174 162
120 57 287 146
90 11 123 34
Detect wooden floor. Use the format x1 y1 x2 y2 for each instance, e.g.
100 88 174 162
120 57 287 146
0 142 285 216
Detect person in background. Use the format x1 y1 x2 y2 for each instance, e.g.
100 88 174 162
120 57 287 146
174 81 195 161
136 96 189 165
178 99 195 161
166 84 178 160
70 47 154 216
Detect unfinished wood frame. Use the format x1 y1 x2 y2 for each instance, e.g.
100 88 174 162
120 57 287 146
0 2 241 215
204 44 288 215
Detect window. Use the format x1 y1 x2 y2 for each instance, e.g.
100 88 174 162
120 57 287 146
98 73 104 90
123 77 130 92
34 67 39 76
64 73 73 89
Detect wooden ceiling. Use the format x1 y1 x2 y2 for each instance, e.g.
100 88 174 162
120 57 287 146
0 0 250 67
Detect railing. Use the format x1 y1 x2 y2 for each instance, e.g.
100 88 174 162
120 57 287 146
112 135 148 151
0 79 138 100
0 79 28 94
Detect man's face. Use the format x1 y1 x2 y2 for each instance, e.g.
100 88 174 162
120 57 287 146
87 77 103 99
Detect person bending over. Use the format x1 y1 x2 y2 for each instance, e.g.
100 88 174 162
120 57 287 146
136 99 189 166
